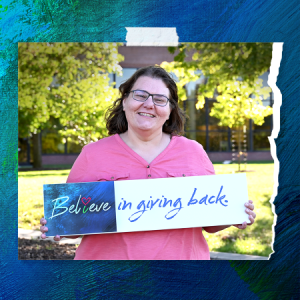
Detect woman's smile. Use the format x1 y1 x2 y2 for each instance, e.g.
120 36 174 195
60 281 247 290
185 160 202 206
123 76 171 134
137 112 155 118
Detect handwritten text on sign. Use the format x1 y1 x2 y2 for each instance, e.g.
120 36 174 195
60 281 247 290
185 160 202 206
43 174 250 236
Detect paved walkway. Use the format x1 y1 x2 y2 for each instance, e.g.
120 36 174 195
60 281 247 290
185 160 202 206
18 228 83 245
210 251 268 260
18 228 269 260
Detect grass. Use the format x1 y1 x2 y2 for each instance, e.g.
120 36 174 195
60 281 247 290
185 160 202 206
18 162 275 257
18 170 70 230
203 162 275 257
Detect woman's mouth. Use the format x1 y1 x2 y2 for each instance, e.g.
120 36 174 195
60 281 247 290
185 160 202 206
138 112 155 118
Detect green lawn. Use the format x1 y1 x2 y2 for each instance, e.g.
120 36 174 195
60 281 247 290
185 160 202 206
18 170 70 230
203 162 274 257
18 162 274 257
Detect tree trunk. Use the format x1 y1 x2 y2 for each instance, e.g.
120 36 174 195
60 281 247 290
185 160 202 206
32 133 42 169
237 126 242 172
187 98 197 140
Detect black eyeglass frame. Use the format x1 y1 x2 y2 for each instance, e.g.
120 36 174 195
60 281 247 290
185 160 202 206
127 90 170 107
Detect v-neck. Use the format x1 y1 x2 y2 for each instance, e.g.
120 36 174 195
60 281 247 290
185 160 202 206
115 134 177 166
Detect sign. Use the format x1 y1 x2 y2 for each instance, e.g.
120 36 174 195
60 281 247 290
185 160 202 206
43 173 250 237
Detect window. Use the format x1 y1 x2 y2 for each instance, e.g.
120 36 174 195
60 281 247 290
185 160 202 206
253 131 271 151
115 68 138 88
183 98 271 152
182 71 272 152
209 131 229 152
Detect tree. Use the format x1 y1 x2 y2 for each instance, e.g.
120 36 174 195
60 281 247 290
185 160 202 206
18 42 124 168
161 43 273 170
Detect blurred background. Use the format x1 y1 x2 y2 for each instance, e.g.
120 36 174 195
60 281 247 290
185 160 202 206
18 43 274 257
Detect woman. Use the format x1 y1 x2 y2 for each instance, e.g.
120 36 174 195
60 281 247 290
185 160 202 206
40 66 256 260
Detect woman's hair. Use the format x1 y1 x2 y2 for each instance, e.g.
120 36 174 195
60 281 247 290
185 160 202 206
105 65 186 135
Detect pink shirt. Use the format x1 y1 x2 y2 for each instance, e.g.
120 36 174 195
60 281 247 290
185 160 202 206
67 134 215 260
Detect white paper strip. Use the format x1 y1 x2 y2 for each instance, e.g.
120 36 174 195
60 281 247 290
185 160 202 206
125 27 179 46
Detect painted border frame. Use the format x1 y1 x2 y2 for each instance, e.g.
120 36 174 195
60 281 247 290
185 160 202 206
1 0 299 298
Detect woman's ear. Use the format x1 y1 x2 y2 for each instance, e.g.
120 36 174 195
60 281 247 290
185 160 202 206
122 98 126 111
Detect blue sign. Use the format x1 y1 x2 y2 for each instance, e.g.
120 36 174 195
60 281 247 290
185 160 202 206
43 181 116 236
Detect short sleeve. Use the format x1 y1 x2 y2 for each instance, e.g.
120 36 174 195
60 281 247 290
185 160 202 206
193 140 215 176
200 147 215 175
66 146 88 183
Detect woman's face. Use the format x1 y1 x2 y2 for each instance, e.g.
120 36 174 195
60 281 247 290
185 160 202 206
123 76 171 136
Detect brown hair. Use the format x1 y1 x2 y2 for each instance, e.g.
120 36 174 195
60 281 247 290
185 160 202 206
105 66 186 135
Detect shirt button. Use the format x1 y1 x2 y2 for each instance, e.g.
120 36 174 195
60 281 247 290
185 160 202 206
148 174 151 177
182 174 185 177
147 165 150 168
111 177 114 180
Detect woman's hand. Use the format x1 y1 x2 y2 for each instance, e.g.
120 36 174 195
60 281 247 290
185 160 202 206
40 217 61 242
204 200 256 233
234 200 256 230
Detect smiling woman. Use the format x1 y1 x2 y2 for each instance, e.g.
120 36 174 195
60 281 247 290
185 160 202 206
122 77 171 145
106 65 186 136
40 66 256 260
123 78 171 133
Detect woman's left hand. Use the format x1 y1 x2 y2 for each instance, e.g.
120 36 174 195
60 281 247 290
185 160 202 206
234 200 256 230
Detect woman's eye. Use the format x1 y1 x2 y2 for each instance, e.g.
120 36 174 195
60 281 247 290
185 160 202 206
135 92 147 98
154 98 166 103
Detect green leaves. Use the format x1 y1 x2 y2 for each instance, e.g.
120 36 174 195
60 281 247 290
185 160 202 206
211 80 272 128
162 43 273 128
18 42 124 145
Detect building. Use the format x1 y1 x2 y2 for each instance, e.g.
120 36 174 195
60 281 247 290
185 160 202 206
18 46 273 167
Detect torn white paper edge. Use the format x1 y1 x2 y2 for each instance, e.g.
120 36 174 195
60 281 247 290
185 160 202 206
125 27 179 46
268 42 283 259
122 34 279 259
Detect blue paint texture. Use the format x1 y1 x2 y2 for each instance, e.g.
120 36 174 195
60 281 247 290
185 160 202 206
1 0 299 298
44 182 116 235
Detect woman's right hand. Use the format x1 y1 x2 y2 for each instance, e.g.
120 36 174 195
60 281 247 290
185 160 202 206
40 217 61 242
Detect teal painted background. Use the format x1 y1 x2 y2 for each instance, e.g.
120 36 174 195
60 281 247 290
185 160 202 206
1 0 299 298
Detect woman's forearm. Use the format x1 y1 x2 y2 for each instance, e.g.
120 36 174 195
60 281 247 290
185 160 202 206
203 225 231 233
61 235 81 239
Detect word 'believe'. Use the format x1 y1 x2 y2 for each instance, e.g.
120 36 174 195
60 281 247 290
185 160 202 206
49 195 111 219
118 186 228 222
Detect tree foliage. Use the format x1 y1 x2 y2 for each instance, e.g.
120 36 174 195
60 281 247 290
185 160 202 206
161 43 273 128
18 42 124 145
211 79 272 128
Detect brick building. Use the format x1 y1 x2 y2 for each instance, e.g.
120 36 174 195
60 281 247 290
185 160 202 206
18 46 273 167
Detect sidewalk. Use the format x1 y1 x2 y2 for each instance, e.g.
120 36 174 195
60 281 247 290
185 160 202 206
18 228 83 245
18 228 269 260
210 251 268 260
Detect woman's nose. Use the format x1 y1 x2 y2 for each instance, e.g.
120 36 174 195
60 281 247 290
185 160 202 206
143 95 155 108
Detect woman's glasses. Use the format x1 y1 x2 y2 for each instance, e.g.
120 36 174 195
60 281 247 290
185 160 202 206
129 90 169 107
